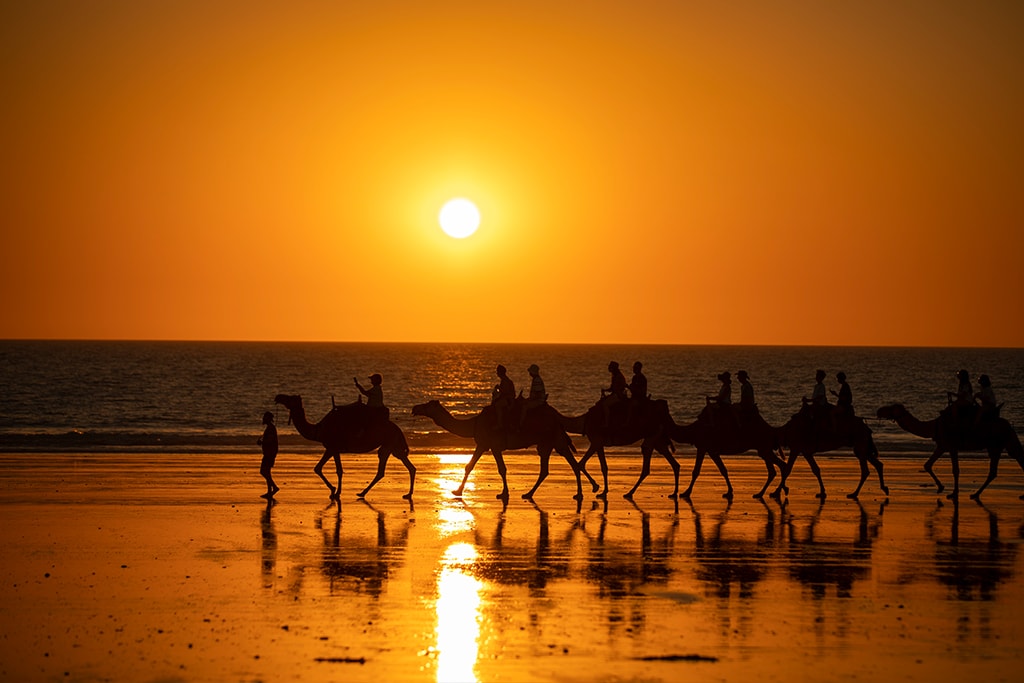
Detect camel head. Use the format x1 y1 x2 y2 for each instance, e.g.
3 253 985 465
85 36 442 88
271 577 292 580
411 400 443 418
274 394 303 416
875 403 906 421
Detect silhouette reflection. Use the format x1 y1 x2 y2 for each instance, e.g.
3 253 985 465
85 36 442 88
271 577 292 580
784 499 885 600
316 499 411 598
260 498 277 586
929 497 1015 602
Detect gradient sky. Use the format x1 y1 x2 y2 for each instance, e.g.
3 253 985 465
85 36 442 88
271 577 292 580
2 1 1022 346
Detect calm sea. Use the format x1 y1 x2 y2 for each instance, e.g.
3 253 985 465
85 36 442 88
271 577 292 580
1 341 1021 456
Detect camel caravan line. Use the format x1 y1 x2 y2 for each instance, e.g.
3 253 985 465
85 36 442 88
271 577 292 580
271 369 1024 504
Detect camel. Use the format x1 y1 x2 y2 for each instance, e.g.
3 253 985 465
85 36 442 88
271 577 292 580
876 403 1024 500
769 408 888 500
669 406 786 500
411 399 583 501
557 398 680 499
274 394 416 499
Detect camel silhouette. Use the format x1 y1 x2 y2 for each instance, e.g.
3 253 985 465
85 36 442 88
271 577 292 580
411 399 583 501
770 408 888 500
557 398 680 499
670 406 786 500
274 394 416 499
876 403 1024 500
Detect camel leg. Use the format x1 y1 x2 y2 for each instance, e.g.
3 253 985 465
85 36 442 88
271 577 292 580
970 449 1001 501
847 455 869 500
922 445 945 493
804 454 826 500
754 449 777 499
947 449 960 499
398 450 416 499
868 447 889 496
708 453 733 500
597 447 610 499
523 446 552 501
657 443 680 499
680 450 706 500
580 444 607 497
313 450 340 498
560 443 584 501
624 444 654 500
493 449 510 499
453 446 487 497
358 448 391 499
770 452 797 499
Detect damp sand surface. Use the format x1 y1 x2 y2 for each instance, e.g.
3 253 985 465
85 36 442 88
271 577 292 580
2 452 1024 682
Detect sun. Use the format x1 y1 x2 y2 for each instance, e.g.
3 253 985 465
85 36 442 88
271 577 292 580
438 198 480 239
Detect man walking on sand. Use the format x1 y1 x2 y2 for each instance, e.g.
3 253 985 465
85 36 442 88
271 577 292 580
258 411 280 499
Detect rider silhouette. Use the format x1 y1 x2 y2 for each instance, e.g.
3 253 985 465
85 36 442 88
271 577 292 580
737 370 756 423
521 363 547 426
705 371 735 428
601 361 628 427
492 364 516 430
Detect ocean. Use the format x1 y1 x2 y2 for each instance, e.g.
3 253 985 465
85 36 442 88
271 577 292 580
1 341 1021 456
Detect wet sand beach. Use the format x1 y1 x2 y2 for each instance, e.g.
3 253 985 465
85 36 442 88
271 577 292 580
2 452 1023 682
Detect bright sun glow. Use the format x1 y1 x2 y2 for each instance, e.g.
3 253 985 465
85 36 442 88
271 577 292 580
438 198 480 239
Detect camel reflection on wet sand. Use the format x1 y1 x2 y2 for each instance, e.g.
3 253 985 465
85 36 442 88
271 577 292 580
4 454 1024 682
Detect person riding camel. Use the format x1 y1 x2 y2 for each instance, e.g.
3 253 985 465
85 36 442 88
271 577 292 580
737 370 757 424
705 371 736 428
520 363 547 426
830 371 854 433
601 361 628 427
802 369 830 421
492 364 516 430
975 373 998 424
354 373 387 412
946 369 975 425
626 361 648 425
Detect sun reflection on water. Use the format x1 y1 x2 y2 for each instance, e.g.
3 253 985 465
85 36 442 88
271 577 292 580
435 542 482 683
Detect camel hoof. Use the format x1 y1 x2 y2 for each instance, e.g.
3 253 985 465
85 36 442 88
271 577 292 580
574 494 584 501
815 493 827 500
402 493 413 500
356 491 368 499
623 492 635 500
451 489 464 498
723 492 734 500
668 493 679 500
752 492 765 500
521 493 533 501
596 492 608 500
946 491 958 500
881 486 890 496
591 483 601 493
846 493 858 500
969 492 981 501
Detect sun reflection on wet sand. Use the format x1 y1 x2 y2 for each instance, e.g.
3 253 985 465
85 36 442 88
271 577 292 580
435 542 483 683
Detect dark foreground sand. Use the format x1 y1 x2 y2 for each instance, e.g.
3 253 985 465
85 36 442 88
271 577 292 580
1 451 1023 683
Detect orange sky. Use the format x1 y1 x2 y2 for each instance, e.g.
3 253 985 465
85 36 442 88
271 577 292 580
1 1 1022 346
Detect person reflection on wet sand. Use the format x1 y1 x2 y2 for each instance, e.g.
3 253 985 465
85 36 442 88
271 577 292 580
260 498 277 584
314 499 412 599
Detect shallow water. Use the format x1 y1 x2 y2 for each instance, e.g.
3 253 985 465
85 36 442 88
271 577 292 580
1 453 1023 682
